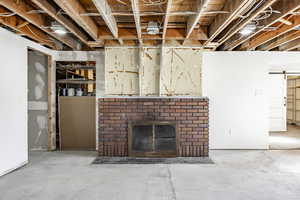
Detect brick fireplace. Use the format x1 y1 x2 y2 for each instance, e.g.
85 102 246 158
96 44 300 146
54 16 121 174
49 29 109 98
98 97 209 157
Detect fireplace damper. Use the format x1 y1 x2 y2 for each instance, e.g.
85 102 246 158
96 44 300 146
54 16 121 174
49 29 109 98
128 122 177 157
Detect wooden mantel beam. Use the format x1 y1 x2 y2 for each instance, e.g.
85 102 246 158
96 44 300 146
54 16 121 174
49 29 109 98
131 0 142 44
0 0 77 49
31 0 90 46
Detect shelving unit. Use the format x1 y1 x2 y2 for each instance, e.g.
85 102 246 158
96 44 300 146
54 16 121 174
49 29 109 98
287 76 300 124
56 61 96 96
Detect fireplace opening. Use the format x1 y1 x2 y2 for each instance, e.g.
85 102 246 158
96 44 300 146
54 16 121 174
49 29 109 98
129 122 177 157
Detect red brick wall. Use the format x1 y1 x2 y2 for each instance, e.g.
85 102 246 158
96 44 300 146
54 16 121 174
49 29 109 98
98 98 209 157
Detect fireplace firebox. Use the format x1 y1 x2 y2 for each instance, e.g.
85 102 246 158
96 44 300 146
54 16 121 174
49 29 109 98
98 97 209 157
129 122 177 157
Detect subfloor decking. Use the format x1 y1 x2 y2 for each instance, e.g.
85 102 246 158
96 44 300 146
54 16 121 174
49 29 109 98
269 125 300 150
1 150 300 200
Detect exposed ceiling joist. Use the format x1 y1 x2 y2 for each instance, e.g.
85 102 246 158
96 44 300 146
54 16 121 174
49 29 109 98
260 31 300 50
243 16 300 50
0 7 55 49
31 0 90 46
0 0 76 49
0 0 299 50
53 0 99 41
218 0 278 50
184 0 210 42
222 0 300 50
91 0 122 45
278 37 300 51
81 11 229 17
87 41 104 48
166 28 208 40
279 18 293 25
131 0 142 44
99 28 207 41
162 0 173 45
205 0 255 45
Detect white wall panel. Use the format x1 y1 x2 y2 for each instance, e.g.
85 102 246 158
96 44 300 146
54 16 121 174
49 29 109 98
0 28 54 177
203 51 300 149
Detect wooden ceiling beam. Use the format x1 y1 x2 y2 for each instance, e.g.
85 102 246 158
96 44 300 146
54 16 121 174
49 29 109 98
131 0 142 44
243 15 300 50
218 0 278 50
0 0 76 49
184 0 210 42
278 37 300 51
53 0 99 41
162 0 173 45
82 11 229 17
204 0 255 45
0 7 55 49
221 0 300 51
96 28 207 41
259 31 300 50
91 0 122 45
31 0 90 46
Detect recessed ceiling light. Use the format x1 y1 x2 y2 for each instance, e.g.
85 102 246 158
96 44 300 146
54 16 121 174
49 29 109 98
240 29 254 35
54 29 67 35
240 23 256 36
50 22 67 35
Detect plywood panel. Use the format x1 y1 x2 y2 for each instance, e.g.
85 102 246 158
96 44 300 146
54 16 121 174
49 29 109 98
104 47 203 97
160 48 203 96
59 96 96 150
140 48 160 96
105 48 139 95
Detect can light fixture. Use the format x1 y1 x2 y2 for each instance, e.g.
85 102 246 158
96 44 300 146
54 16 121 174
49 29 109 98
50 22 67 35
240 23 257 36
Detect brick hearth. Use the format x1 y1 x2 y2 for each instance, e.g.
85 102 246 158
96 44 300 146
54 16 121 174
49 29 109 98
98 97 209 157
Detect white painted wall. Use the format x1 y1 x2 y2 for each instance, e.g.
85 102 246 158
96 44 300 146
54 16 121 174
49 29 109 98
0 28 54 177
203 51 300 149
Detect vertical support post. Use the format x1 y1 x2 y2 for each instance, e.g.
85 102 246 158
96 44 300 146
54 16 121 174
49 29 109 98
47 56 56 150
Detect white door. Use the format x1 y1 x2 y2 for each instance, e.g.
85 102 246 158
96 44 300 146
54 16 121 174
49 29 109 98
269 74 287 132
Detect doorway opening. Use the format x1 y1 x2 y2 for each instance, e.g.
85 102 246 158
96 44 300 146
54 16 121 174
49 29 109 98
56 61 96 151
27 48 52 155
269 74 300 150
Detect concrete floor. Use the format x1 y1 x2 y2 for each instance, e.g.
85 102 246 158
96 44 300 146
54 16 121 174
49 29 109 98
270 125 300 149
1 150 300 200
